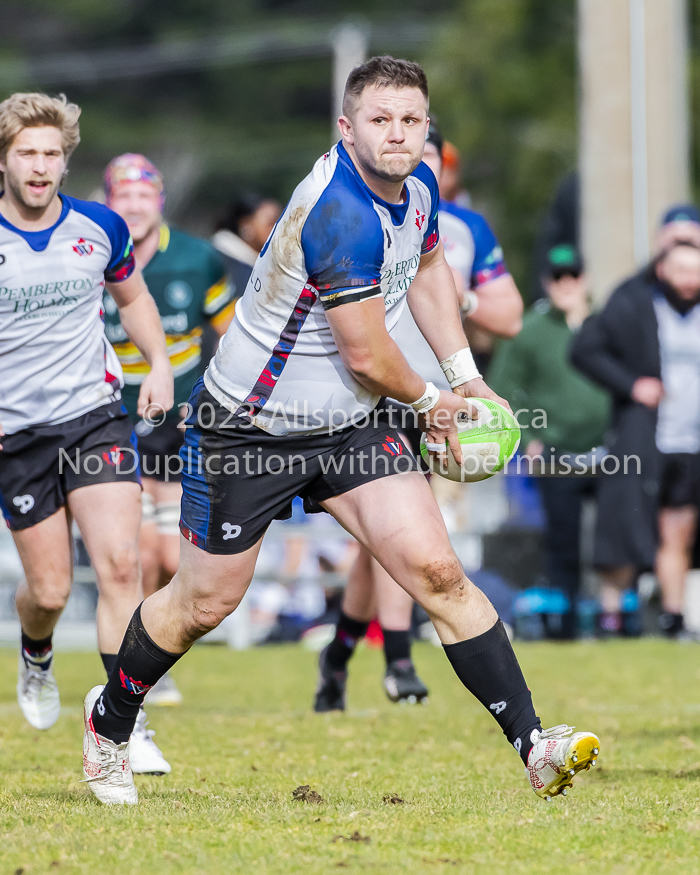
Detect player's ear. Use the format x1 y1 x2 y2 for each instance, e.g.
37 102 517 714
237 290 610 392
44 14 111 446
337 115 354 145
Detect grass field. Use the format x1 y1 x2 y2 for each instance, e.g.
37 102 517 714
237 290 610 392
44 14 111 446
2 639 700 874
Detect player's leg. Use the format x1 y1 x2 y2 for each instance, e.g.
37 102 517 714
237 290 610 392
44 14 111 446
322 471 600 799
656 505 698 636
314 544 374 712
68 481 142 658
69 480 171 776
374 560 429 704
143 479 184 706
82 537 262 803
138 484 161 598
12 509 72 729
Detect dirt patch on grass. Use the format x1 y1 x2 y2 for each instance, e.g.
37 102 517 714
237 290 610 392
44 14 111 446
292 785 325 804
332 831 370 844
383 794 405 804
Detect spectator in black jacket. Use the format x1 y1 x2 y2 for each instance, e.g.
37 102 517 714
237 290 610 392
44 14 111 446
571 241 700 637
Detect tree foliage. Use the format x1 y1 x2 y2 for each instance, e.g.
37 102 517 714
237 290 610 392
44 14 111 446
426 0 578 295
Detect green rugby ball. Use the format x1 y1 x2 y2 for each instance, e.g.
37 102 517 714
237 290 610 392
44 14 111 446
420 398 520 483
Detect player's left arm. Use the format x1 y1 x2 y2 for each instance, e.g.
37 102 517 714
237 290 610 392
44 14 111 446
466 273 523 338
461 213 522 337
408 240 509 408
107 270 174 417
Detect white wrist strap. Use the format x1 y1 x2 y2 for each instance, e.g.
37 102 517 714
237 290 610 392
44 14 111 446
460 291 479 316
410 381 441 413
440 347 481 388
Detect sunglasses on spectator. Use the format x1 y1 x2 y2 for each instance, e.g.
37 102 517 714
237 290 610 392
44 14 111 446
550 269 582 281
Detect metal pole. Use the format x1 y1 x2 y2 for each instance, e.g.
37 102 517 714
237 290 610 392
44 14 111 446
630 0 649 264
331 22 369 145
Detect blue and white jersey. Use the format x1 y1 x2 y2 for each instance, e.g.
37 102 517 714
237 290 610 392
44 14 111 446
206 140 439 435
392 201 509 388
0 194 135 434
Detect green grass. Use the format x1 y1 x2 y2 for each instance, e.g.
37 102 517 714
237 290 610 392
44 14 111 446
1 640 700 874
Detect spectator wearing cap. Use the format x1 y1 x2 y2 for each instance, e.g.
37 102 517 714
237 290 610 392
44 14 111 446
571 239 700 638
656 204 700 253
488 244 611 639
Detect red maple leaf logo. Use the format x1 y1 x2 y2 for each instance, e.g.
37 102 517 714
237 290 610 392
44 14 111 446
73 238 94 256
415 209 426 230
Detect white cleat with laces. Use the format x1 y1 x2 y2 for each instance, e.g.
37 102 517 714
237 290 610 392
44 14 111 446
82 685 138 805
17 653 61 730
129 708 171 775
526 724 600 800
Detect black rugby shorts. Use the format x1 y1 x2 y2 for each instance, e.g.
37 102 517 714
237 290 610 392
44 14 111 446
179 379 419 554
0 401 140 531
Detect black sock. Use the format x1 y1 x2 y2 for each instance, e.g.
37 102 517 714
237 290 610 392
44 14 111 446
91 605 185 743
326 610 369 671
100 653 117 678
382 628 411 665
21 631 53 670
659 612 684 637
443 619 541 764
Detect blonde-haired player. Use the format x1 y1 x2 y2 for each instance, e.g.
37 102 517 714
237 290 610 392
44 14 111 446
0 93 173 775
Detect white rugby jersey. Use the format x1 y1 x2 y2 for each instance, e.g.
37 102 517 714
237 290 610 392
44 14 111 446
206 141 439 435
0 194 135 434
654 294 700 454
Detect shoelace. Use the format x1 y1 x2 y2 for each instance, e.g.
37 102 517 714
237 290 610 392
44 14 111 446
537 724 575 740
133 714 158 743
80 743 122 784
22 667 52 697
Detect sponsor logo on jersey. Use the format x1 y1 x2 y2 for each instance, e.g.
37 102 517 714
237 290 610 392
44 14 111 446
102 445 125 467
415 208 426 231
73 238 94 256
12 494 34 514
119 667 152 696
0 254 5 265
382 436 403 456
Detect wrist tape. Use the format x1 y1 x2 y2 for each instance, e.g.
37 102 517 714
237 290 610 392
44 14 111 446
440 347 481 388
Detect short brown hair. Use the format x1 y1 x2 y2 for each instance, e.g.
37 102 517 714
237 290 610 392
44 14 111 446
342 55 429 117
0 92 81 187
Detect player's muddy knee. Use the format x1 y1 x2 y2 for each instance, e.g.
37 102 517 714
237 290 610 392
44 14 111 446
185 601 230 640
419 556 466 599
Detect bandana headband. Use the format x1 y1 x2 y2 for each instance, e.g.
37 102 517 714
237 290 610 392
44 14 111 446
104 153 164 203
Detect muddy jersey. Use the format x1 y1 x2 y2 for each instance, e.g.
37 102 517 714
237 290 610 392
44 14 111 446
205 140 439 435
103 224 232 421
0 194 134 434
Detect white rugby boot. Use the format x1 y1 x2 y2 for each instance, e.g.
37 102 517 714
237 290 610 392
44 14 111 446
146 672 183 706
17 652 60 730
81 685 138 805
129 708 171 775
526 724 600 800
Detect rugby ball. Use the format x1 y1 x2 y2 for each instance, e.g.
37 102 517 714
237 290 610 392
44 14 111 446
420 398 520 483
